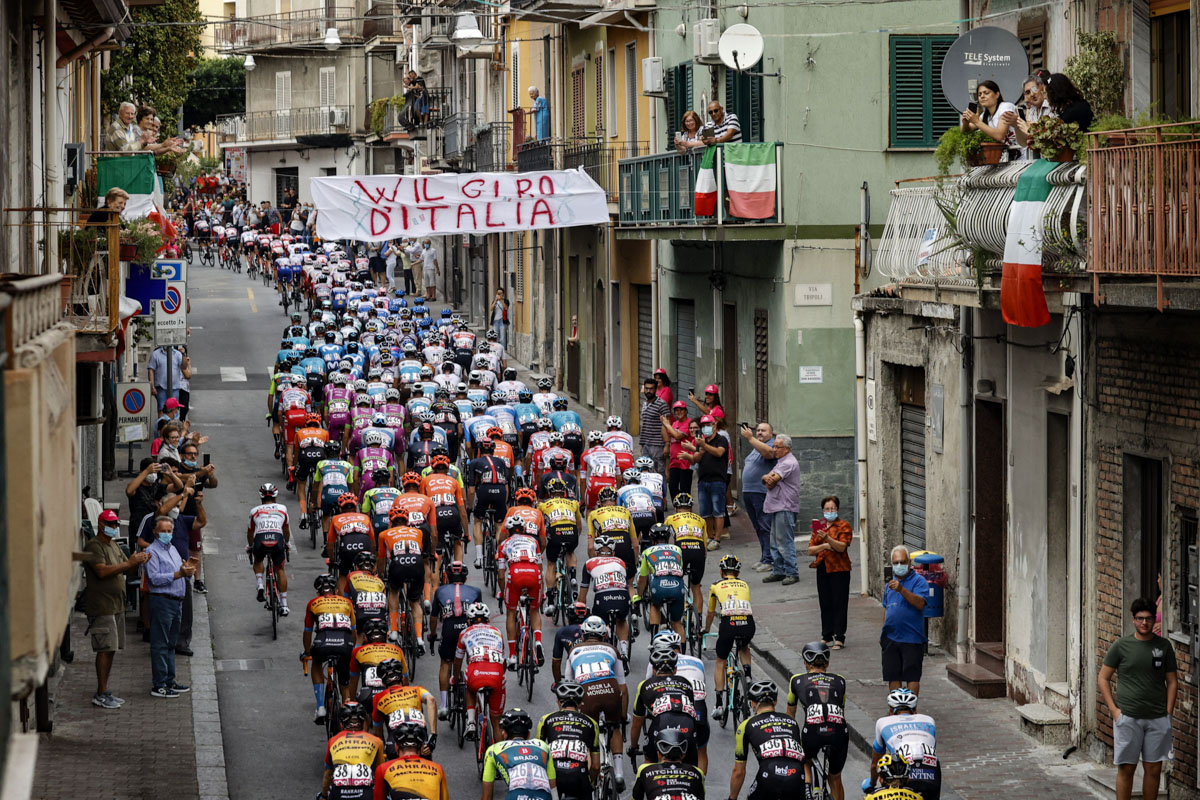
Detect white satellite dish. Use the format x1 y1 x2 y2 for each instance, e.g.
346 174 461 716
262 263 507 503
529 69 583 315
718 24 764 72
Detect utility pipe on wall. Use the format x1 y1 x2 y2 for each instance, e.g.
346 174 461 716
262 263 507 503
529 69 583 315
955 309 974 662
44 0 60 275
854 312 869 596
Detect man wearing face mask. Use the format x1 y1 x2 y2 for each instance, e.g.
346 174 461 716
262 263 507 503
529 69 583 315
419 239 439 301
145 516 198 697
178 443 218 594
880 545 928 695
83 510 151 708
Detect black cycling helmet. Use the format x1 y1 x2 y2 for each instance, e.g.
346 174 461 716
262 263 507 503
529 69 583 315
339 700 368 728
719 554 742 574
554 682 585 706
371 467 391 485
672 492 694 509
596 486 618 504
654 727 689 761
313 573 337 594
877 753 910 784
518 390 533 403
802 640 832 666
362 617 389 642
447 561 469 583
325 441 342 456
647 523 672 544
502 368 517 381
392 714 429 748
377 658 406 687
352 551 376 572
499 708 533 738
545 476 567 496
747 679 779 705
648 644 678 673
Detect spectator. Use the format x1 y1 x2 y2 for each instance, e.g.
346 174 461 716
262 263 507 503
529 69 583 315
104 102 141 152
126 458 170 543
406 239 425 295
156 423 185 463
403 71 429 126
880 545 928 693
147 344 189 412
714 411 735 527
145 515 196 697
738 421 777 572
1013 72 1053 158
809 495 853 648
177 346 192 422
86 188 129 226
761 434 800 585
702 102 741 144
489 288 510 351
368 244 387 285
1044 72 1094 131
135 106 184 155
83 509 150 708
959 80 1018 158
155 396 188 434
383 239 399 289
139 475 203 658
638 377 669 474
529 86 550 141
1099 597 1177 800
695 414 728 551
178 440 217 595
652 368 673 406
245 201 261 229
674 110 706 153
261 201 282 235
419 239 439 301
305 204 317 244
662 401 693 502
279 188 297 226
688 383 723 419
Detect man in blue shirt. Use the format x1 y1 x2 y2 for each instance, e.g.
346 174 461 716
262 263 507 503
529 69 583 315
529 86 550 140
880 545 929 695
145 516 196 697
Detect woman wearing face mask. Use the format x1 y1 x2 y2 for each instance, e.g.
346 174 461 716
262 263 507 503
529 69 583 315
808 496 853 649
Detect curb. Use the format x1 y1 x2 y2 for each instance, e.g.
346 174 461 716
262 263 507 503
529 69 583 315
190 591 230 800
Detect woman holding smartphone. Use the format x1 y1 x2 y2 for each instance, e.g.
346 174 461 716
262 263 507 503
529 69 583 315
674 110 705 154
808 495 853 648
959 80 1019 157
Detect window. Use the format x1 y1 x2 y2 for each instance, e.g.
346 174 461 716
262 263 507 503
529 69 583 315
1019 23 1046 72
753 308 769 421
511 45 520 110
595 54 604 135
607 48 617 138
1123 454 1164 618
1151 9 1192 121
571 65 585 140
664 62 694 149
889 35 959 148
625 42 638 144
275 71 292 139
514 233 525 301
724 64 763 142
1181 509 1198 632
319 66 336 109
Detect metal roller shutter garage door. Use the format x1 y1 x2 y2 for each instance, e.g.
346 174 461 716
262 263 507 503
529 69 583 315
674 299 695 403
636 286 653 383
900 403 927 551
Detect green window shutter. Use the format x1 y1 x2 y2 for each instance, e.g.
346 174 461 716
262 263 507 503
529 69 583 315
724 64 763 142
890 35 958 148
665 66 677 149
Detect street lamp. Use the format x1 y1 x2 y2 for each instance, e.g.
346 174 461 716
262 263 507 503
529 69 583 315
452 12 484 47
243 54 256 71
323 26 342 50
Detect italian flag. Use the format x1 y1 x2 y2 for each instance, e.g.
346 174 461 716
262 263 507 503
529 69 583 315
694 146 717 217
724 142 776 219
97 153 161 221
1000 159 1055 328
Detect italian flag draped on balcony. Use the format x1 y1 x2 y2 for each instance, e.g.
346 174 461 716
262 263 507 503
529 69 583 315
694 147 718 217
1000 159 1055 328
97 153 161 220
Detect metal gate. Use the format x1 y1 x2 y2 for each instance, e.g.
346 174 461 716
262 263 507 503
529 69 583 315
636 285 653 383
674 299 695 407
900 403 927 550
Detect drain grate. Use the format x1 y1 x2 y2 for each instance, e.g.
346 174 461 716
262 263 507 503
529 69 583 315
214 658 270 672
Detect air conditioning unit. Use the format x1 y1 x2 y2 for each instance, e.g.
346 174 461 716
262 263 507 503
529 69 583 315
328 108 349 127
693 19 722 64
642 57 665 97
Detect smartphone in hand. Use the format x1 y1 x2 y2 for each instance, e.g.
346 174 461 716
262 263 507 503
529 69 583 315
811 519 822 534
885 565 894 582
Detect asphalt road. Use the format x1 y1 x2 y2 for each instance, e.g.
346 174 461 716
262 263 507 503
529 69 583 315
186 262 871 799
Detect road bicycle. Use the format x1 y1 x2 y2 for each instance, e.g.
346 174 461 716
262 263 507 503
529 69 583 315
303 652 345 740
448 675 467 749
469 686 495 777
604 609 630 675
198 238 215 267
263 552 284 640
304 476 320 549
480 510 500 595
683 585 703 657
550 545 576 626
594 713 624 800
514 589 538 702
808 744 835 800
704 632 751 728
397 583 420 682
180 239 192 264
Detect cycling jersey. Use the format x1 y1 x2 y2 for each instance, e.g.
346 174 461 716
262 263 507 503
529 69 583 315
552 624 583 663
372 684 435 734
865 789 924 800
708 577 753 618
349 641 409 703
644 654 707 703
481 738 556 800
601 431 634 453
498 533 542 567
580 446 619 481
361 487 402 532
537 709 598 796
306 594 356 650
633 674 696 723
734 711 806 799
788 671 848 733
249 502 289 538
421 474 464 510
873 713 938 791
631 762 705 800
390 492 436 533
457 622 507 715
503 507 546 540
565 642 626 687
431 582 483 661
324 729 383 800
377 525 431 597
664 511 706 546
538 498 580 532
639 544 686 620
328 512 376 570
499 533 543 607
317 460 357 509
373 755 449 800
588 506 634 541
344 570 389 625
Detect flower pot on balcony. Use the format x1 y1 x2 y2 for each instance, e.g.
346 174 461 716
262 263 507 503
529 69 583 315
967 142 1007 166
119 242 138 261
58 275 74 314
1051 148 1076 163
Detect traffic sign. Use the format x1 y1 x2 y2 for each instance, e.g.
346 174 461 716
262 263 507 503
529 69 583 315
152 258 187 283
155 281 187 346
116 382 153 443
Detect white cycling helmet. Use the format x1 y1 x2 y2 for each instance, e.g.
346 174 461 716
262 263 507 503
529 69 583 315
606 415 623 429
467 602 491 621
580 615 609 638
887 688 918 712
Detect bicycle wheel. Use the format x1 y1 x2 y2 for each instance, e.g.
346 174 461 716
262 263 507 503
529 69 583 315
324 669 342 739
520 627 535 702
266 566 278 640
597 768 618 800
454 684 467 749
732 668 750 726
475 706 491 777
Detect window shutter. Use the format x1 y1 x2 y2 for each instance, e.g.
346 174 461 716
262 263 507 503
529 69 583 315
514 234 525 302
319 67 336 108
754 308 769 421
928 37 959 140
511 47 519 109
890 35 958 148
664 67 676 149
724 64 762 141
571 65 585 140
595 55 604 135
1019 26 1046 72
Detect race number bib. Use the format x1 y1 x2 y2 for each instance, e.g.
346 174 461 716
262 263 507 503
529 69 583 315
363 666 383 688
759 736 804 761
357 591 387 612
332 763 373 787
469 646 504 664
722 596 752 616
324 472 348 487
317 613 353 631
507 761 551 792
550 738 590 764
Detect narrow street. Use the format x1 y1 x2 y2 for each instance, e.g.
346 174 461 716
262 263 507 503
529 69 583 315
185 263 871 799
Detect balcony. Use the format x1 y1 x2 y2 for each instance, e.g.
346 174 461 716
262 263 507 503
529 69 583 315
516 137 564 172
363 2 410 45
216 106 356 145
442 112 480 162
1087 121 1200 310
509 0 649 23
476 122 512 172
563 139 646 203
616 144 786 237
383 89 452 140
216 7 363 54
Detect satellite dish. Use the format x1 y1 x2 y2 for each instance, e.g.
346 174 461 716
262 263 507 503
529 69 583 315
940 27 1030 113
718 24 764 72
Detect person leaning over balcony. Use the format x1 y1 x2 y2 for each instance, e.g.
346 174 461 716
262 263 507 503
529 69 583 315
87 188 129 226
674 110 706 153
529 86 550 141
1044 72 1094 132
105 102 142 152
1012 71 1053 158
959 80 1018 157
136 106 184 156
701 102 741 144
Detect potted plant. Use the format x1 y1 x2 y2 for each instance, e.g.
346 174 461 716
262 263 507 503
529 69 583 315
1064 31 1125 116
120 219 164 264
1091 113 1137 146
934 128 991 175
1027 116 1086 162
57 228 100 275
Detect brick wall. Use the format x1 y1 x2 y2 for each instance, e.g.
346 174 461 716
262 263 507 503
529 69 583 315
1093 325 1200 795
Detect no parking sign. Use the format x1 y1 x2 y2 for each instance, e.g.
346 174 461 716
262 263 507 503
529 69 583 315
155 282 187 346
116 382 153 443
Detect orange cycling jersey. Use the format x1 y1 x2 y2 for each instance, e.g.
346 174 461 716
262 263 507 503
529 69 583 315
350 642 409 684
296 426 330 450
305 594 357 633
377 525 431 561
420 474 464 509
373 756 449 800
491 440 516 467
372 684 436 727
504 507 546 540
392 492 437 531
328 511 376 554
325 728 383 773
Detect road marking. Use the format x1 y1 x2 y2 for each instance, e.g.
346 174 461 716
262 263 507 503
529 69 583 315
247 286 257 313
220 367 247 382
191 326 204 330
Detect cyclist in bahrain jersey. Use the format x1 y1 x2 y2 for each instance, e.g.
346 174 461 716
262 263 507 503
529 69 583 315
632 728 704 800
304 573 357 724
372 713 450 800
320 701 384 800
481 708 557 800
862 754 924 800
730 680 806 800
787 640 850 800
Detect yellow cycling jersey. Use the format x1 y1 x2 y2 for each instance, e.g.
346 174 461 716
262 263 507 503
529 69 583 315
588 505 633 538
866 789 923 800
665 511 707 546
539 498 581 530
708 578 753 617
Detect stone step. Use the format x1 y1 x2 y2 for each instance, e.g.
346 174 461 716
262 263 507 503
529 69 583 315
1089 765 1146 797
1017 702 1071 746
946 661 1007 699
975 640 1005 676
1044 680 1072 717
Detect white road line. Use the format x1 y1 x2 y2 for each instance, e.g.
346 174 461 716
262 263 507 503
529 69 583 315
220 367 247 382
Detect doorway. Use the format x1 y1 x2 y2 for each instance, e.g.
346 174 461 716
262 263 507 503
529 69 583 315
273 167 298 208
592 277 605 411
1123 453 1164 635
974 399 1006 646
1045 412 1069 683
610 281 624 416
723 303 738 437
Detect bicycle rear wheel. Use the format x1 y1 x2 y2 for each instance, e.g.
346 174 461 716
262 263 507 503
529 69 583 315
266 567 278 640
732 667 750 726
520 626 535 702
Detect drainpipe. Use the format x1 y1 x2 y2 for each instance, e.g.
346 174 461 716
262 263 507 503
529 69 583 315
44 0 59 275
648 20 659 368
854 312 869 596
955 308 974 663
56 26 113 68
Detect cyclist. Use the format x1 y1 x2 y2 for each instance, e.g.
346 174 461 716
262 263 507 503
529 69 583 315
328 493 376 592
631 728 705 800
503 488 546 548
390 472 437 555
454 601 506 744
664 492 707 623
348 617 407 708
787 640 850 800
550 601 591 687
344 551 389 634
629 645 698 767
531 377 557 415
372 709 450 800
467 436 511 557
870 689 939 800
481 708 557 800
563 616 628 790
636 523 686 638
730 679 806 800
304 573 357 724
278 377 313 482
496 516 546 668
314 442 356 537
429 561 481 718
587 486 639 583
319 701 384 800
618 468 658 540
601 416 635 472
293 413 330 503
377 507 432 651
577 535 633 661
248 483 292 613
536 682 599 800
513 390 541 454
549 397 584 463
537 477 581 616
421 455 468 562
361 469 402 535
646 630 709 774
537 450 578 500
863 754 924 800
705 554 755 722
633 456 666 518
579 431 619 511
371 660 438 756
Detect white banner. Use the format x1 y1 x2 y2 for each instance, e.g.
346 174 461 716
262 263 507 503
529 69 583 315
310 168 609 242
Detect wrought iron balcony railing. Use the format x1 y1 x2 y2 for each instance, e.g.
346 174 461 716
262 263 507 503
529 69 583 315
216 106 356 143
384 88 452 136
516 137 563 172
476 122 511 172
216 7 363 52
563 139 646 203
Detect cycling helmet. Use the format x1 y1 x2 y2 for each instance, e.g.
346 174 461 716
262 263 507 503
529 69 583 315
485 329 498 341
418 410 435 424
606 416 623 429
325 441 342 456
476 341 490 353
371 413 387 428
402 341 418 355
441 308 452 318
747 679 779 705
413 297 425 306
548 432 565 445
802 640 832 666
653 630 683 650
540 682 581 711
417 422 434 439
419 366 434 379
385 388 401 402
392 712 429 748
456 382 468 393
353 551 376 572
580 616 609 639
337 493 360 512
476 438 495 454
367 369 383 382
566 601 590 625
362 617 390 642
376 658 406 687
485 425 503 440
259 482 279 499
468 370 482 383
537 378 553 391
634 456 655 471
719 554 742 574
434 387 450 400
647 523 672 544
622 468 642 484
587 430 605 445
490 391 506 405
545 477 568 496
597 487 618 504
473 357 490 370
537 417 554 431
471 399 488 411
466 602 491 621
447 561 469 583
401 471 422 488
313 573 337 593
304 346 318 357
502 368 517 381
654 727 689 761
593 535 616 553
505 517 528 536
672 493 694 509
387 506 410 525
290 312 303 323
877 753 910 783
339 701 368 728
887 688 918 712
346 342 360 355
499 708 533 738
648 645 678 673
518 390 533 403
514 488 537 505
553 397 569 411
